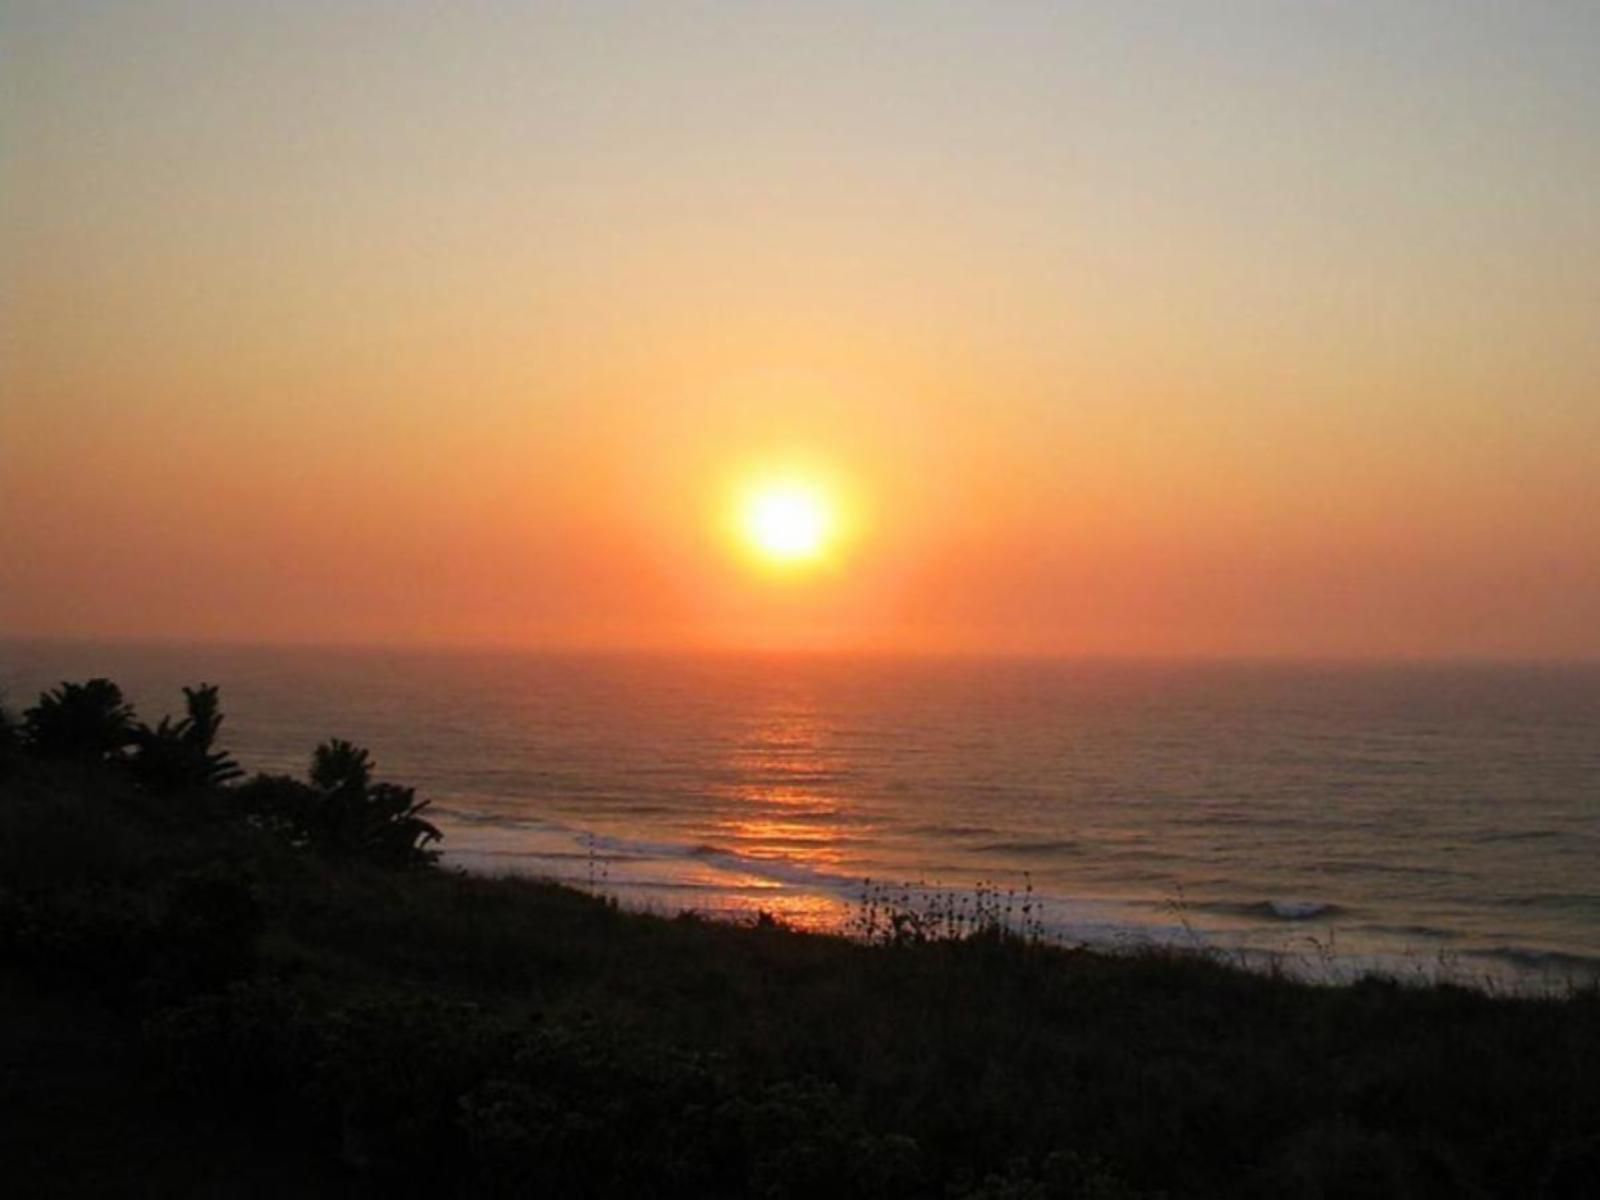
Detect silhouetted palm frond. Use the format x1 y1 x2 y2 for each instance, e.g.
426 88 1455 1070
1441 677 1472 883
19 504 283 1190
128 682 243 793
23 679 136 762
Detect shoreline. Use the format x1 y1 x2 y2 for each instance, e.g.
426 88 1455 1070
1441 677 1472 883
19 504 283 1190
440 839 1600 998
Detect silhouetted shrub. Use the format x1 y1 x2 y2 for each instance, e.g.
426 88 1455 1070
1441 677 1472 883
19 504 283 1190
457 1024 933 1199
0 885 162 994
0 695 17 751
128 683 243 794
461 1025 729 1196
1257 1118 1433 1199
22 678 136 763
148 978 323 1109
318 996 512 1187
235 771 313 842
153 865 264 995
0 697 18 779
310 738 372 794
957 1152 1144 1200
239 738 440 868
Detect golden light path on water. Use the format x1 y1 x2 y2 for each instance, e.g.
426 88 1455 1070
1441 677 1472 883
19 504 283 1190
707 699 860 930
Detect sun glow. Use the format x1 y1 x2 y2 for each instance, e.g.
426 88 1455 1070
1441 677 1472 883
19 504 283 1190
741 482 834 565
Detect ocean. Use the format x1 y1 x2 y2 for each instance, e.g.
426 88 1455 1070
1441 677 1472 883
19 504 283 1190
5 641 1597 989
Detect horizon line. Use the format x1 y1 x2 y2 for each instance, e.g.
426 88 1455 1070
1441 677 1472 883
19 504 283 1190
3 631 1598 670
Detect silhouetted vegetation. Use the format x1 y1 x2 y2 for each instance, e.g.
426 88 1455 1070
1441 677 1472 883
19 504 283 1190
0 695 18 767
240 738 441 868
128 684 244 793
22 677 136 763
2 677 1597 1197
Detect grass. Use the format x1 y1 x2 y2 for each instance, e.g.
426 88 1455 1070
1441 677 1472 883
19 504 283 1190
3 751 1599 1198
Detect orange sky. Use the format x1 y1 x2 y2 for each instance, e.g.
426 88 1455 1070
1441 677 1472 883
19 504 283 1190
3 3 1598 658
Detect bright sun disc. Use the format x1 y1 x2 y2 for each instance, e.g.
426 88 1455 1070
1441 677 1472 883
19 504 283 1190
744 484 832 563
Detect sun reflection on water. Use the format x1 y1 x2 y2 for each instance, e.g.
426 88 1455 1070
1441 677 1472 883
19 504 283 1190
713 703 862 875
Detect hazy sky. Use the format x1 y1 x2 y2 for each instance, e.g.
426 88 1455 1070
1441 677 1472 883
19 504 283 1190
4 2 1598 657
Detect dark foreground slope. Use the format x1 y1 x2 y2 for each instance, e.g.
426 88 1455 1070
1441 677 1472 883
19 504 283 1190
3 756 1598 1199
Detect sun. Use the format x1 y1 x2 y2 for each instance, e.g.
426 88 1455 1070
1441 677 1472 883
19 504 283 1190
742 482 833 565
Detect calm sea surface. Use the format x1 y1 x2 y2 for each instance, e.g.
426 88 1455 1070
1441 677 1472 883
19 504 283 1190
5 641 1598 988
